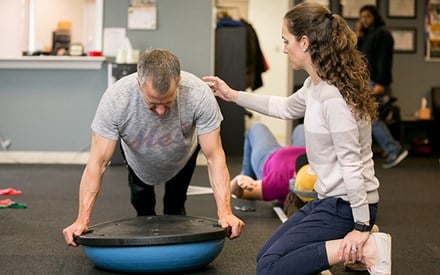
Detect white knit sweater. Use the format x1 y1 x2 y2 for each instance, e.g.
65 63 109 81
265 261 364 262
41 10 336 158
237 77 379 224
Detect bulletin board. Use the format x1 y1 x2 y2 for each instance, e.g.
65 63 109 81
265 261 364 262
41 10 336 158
426 0 440 61
128 1 157 30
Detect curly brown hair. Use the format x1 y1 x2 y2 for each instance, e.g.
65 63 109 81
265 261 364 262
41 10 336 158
285 2 377 121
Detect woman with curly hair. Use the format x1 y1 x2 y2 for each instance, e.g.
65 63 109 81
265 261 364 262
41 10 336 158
204 2 391 274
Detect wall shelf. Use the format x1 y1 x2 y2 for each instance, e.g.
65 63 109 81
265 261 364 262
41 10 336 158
0 56 106 70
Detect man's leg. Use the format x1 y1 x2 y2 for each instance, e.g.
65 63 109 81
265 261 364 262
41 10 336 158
120 142 157 216
372 119 401 157
372 120 408 168
163 146 200 215
127 165 157 216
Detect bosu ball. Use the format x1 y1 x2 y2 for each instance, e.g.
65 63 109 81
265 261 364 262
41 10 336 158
75 215 230 273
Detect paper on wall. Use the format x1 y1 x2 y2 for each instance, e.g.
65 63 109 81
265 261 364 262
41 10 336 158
103 28 126 57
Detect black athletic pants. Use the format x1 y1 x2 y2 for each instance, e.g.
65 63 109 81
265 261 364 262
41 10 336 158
122 145 200 216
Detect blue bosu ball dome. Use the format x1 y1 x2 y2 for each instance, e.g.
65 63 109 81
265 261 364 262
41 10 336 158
76 216 229 273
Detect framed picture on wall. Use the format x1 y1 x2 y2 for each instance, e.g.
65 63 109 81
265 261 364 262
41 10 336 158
390 27 417 53
387 0 416 18
339 0 377 19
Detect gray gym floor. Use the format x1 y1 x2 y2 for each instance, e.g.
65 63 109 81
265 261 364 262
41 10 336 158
0 155 439 274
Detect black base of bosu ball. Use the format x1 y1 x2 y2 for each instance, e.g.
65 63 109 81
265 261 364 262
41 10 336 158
76 215 230 273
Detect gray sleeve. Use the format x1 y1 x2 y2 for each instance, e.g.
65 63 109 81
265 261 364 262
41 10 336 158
195 87 223 135
236 91 271 115
91 90 120 141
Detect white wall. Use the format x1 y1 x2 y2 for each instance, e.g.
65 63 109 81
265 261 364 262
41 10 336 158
0 0 29 57
248 0 292 145
216 0 249 20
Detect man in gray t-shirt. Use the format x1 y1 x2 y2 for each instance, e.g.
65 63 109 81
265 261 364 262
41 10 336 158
63 49 244 247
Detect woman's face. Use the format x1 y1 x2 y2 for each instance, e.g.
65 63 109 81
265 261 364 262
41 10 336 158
282 21 306 70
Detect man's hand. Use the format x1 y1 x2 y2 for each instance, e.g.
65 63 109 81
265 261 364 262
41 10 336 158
374 84 385 96
62 221 88 247
218 214 245 240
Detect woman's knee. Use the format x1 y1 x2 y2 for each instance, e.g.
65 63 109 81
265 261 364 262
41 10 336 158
256 254 278 275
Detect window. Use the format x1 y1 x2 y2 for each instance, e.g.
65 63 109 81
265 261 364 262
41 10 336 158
0 0 102 58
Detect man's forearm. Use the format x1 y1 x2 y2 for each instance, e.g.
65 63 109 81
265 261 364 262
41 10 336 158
207 159 233 218
76 165 104 226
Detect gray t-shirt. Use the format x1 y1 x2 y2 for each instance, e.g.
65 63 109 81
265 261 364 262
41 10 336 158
91 71 223 185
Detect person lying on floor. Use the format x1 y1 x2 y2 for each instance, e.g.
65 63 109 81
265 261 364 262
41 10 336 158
230 123 306 206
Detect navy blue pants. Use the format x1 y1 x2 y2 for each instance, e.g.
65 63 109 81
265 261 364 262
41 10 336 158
256 197 377 275
123 145 200 216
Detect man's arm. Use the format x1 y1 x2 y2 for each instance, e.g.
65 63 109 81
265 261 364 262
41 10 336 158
198 128 244 239
62 132 117 246
375 30 394 89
